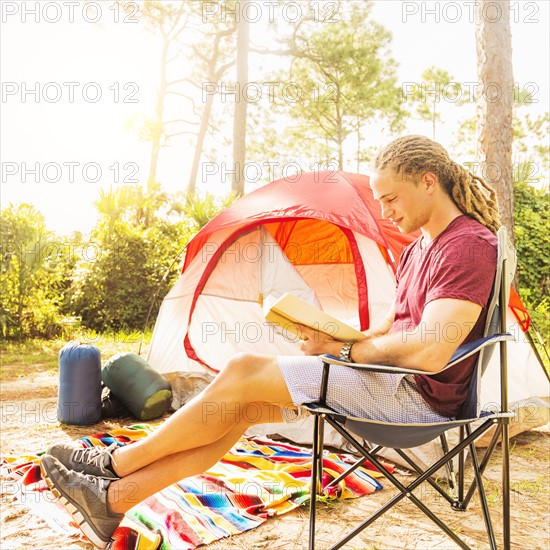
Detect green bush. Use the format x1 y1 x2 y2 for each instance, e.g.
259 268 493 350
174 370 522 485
514 180 549 351
0 204 66 339
70 219 193 332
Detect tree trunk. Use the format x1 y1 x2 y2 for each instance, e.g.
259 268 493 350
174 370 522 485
187 27 233 199
475 0 514 244
148 35 169 195
231 4 249 196
336 87 343 169
356 126 361 173
187 93 215 199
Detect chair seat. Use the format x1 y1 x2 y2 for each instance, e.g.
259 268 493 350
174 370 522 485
304 403 513 448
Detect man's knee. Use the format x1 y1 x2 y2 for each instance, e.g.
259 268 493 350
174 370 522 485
224 352 272 378
221 352 281 398
218 352 290 410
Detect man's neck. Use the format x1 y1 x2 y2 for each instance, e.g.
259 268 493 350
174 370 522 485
420 204 464 245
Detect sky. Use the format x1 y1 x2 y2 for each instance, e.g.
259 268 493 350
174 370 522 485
1 0 549 235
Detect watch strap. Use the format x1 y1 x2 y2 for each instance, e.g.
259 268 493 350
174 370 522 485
339 341 354 363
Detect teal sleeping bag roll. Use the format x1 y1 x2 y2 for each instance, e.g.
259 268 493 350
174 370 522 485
102 353 172 421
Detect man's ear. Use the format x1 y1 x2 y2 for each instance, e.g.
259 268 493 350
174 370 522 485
422 171 438 194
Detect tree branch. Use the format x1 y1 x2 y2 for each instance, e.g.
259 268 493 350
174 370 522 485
165 118 200 126
172 11 190 40
167 78 193 87
214 60 236 79
165 130 199 139
166 90 195 98
249 47 300 57
166 2 186 37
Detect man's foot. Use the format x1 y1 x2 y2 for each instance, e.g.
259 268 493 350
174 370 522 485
46 442 119 479
40 454 124 549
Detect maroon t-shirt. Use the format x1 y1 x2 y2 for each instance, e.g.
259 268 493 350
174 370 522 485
390 215 497 418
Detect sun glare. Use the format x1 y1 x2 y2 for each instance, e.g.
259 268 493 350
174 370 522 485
1 0 548 235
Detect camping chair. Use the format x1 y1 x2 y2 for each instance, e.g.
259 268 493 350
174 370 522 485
305 227 516 550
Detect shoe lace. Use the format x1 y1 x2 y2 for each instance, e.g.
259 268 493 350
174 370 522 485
72 442 118 475
80 470 111 490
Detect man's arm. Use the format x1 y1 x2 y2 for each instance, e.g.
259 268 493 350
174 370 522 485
360 301 395 339
299 298 482 373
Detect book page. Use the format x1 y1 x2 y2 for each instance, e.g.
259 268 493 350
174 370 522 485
264 293 364 342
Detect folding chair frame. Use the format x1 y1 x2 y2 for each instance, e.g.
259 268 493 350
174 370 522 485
306 233 514 550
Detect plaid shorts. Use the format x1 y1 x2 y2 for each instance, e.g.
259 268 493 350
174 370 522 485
277 355 450 424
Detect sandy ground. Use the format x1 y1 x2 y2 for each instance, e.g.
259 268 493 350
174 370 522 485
1 370 549 550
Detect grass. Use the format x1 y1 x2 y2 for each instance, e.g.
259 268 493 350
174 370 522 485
0 330 152 381
0 339 60 380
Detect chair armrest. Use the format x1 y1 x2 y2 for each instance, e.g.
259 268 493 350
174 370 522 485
319 333 514 376
319 355 428 375
443 333 514 369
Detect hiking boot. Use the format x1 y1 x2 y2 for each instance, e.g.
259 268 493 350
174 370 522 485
40 454 124 549
46 442 119 479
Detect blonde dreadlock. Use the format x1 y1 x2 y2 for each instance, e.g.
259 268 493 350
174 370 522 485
373 135 501 234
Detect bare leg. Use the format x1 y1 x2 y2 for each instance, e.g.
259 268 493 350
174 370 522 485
108 405 283 514
111 353 295 477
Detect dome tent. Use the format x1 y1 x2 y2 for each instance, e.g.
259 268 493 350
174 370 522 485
147 171 549 455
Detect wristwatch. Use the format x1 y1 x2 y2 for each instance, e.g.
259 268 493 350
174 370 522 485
339 341 354 363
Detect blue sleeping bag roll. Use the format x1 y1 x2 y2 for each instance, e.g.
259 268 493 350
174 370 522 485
57 342 102 425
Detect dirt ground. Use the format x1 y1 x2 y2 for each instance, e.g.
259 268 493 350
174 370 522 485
1 364 549 549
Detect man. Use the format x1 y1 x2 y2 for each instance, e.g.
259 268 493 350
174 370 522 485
40 136 499 548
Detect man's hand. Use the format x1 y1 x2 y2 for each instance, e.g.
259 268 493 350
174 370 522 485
291 302 394 358
296 325 344 357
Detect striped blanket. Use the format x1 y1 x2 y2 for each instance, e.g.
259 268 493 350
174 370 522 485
1 424 389 549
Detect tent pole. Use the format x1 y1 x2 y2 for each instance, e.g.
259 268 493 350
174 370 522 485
524 327 550 382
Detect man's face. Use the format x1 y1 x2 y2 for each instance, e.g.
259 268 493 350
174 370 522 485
370 167 431 234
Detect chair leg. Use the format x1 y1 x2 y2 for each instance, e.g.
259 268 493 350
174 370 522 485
439 434 457 493
317 415 325 488
463 422 502 508
502 419 511 550
394 448 456 506
325 445 383 492
466 425 497 550
309 413 324 550
458 426 465 504
325 455 371 491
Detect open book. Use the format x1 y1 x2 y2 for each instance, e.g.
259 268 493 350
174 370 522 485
264 293 364 342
